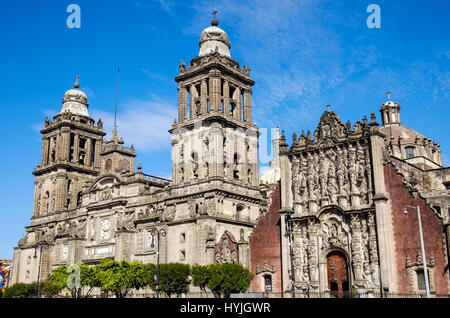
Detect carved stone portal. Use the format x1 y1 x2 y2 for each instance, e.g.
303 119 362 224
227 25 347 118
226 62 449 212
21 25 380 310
214 231 239 264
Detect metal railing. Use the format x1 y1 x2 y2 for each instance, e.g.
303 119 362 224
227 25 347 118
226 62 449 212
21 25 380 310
119 291 450 299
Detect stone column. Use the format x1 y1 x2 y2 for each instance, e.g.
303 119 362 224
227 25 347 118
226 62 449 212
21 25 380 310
210 122 224 177
41 137 49 166
234 87 241 121
201 79 208 114
85 138 92 166
55 170 67 211
209 74 221 112
73 134 79 163
370 129 398 292
94 138 102 169
178 85 187 122
189 85 196 118
32 182 39 217
223 81 230 115
62 130 71 161
243 89 252 124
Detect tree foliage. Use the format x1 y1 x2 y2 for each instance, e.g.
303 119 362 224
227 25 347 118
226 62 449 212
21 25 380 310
2 282 36 298
38 279 61 298
154 263 190 297
191 264 211 293
48 264 100 298
96 259 147 298
192 263 253 298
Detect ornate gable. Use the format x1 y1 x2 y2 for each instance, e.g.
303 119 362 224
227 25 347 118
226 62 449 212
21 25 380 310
214 231 239 264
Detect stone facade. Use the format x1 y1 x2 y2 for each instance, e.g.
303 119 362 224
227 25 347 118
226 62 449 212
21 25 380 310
11 15 450 297
11 17 265 295
278 103 450 296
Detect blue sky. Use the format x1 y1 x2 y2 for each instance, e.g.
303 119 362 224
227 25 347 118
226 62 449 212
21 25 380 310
0 0 449 259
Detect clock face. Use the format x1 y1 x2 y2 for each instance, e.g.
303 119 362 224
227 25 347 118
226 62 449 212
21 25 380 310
105 159 112 172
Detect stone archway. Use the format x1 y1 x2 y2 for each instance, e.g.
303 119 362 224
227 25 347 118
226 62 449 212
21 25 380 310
326 251 349 297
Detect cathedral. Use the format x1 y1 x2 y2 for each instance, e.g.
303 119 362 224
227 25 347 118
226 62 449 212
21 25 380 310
11 15 450 297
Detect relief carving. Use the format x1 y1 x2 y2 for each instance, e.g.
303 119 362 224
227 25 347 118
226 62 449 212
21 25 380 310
214 231 239 264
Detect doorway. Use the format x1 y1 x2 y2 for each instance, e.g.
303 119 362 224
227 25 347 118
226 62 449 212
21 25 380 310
326 251 349 298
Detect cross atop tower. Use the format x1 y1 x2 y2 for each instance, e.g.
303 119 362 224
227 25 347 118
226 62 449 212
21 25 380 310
211 9 219 26
326 104 331 112
385 89 392 101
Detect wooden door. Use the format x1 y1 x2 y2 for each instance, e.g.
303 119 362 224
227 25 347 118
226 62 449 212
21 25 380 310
327 251 349 298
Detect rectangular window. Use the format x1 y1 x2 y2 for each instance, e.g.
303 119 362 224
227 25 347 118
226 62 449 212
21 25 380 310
79 137 87 149
405 147 415 159
264 275 272 292
417 270 430 291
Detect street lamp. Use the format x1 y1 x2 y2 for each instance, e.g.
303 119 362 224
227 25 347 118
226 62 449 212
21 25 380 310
150 228 166 298
284 210 296 298
404 205 431 298
33 244 43 298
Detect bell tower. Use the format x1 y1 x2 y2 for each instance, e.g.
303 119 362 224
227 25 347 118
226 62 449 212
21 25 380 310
171 13 259 187
380 90 401 126
32 76 106 218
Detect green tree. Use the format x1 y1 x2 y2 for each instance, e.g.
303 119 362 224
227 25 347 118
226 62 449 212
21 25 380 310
193 263 253 298
154 263 190 298
39 279 61 298
48 264 100 298
2 282 36 298
191 264 211 294
96 259 147 298
142 263 157 290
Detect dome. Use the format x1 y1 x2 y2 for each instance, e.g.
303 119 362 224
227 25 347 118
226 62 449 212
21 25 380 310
198 15 231 57
60 76 90 117
379 124 425 144
381 100 400 108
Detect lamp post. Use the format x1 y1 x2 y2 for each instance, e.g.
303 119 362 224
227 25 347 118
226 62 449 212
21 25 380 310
404 205 431 298
284 210 296 298
150 228 166 298
33 243 43 298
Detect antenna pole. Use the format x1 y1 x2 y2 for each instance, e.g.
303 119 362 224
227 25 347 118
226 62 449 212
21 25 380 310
114 68 120 129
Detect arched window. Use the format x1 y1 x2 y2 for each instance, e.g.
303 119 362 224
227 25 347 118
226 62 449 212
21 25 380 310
405 146 415 159
230 102 236 116
236 205 246 221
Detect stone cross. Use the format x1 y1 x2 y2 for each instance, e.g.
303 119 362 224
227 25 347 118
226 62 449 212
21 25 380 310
385 90 392 101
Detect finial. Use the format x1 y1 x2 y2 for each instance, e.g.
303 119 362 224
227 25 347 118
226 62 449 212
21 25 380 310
385 89 392 101
73 75 80 89
211 9 219 26
326 104 331 112
369 112 379 127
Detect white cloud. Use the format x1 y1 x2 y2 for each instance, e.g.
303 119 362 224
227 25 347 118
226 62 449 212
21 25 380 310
91 96 177 153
